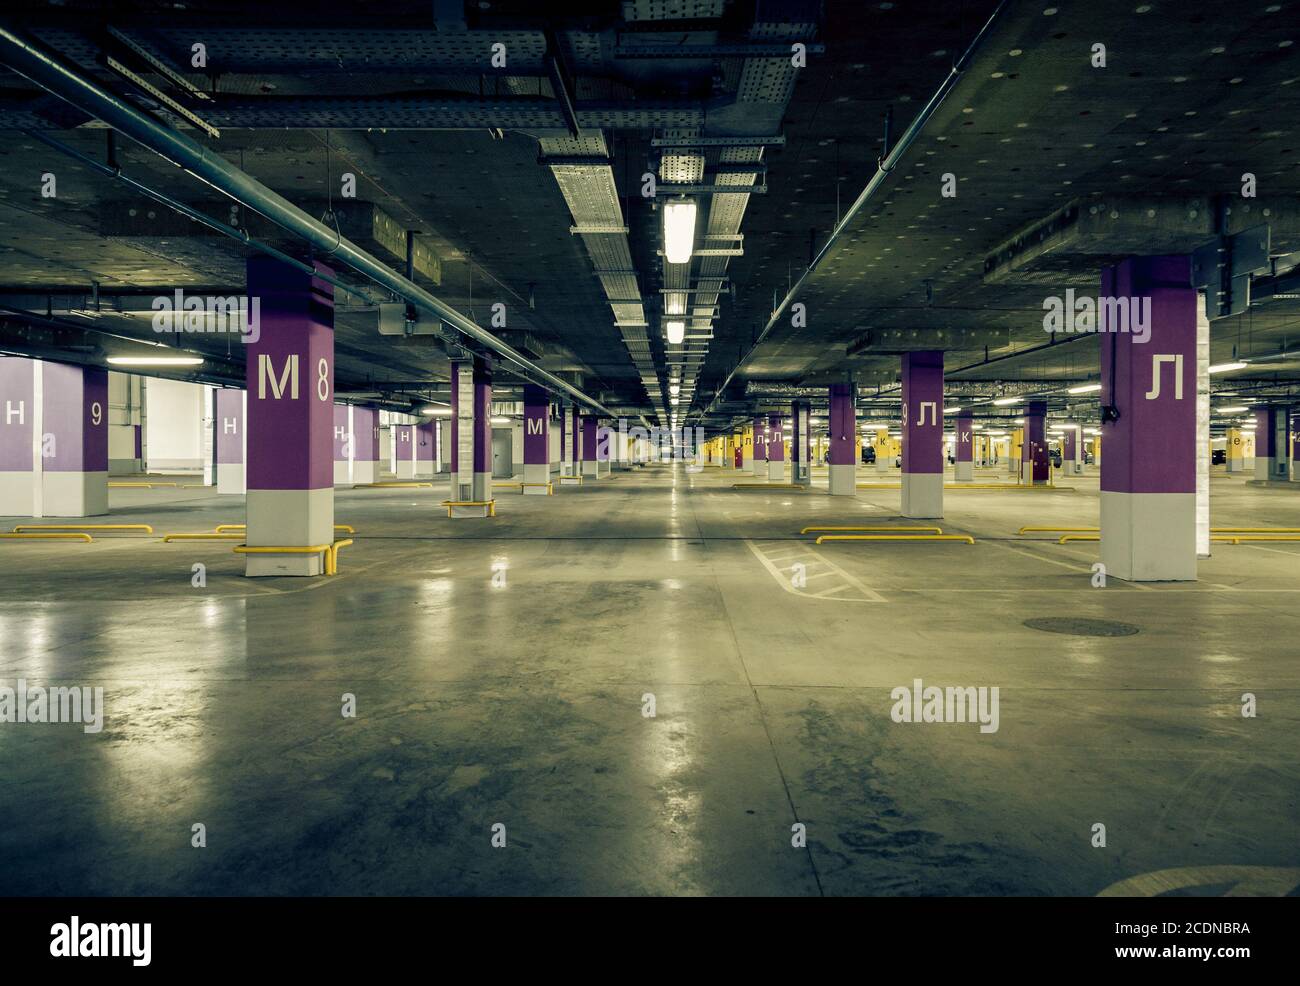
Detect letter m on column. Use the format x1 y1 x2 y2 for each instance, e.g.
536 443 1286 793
258 354 299 400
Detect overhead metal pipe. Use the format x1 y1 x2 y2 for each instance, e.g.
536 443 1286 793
0 22 613 417
698 0 1011 419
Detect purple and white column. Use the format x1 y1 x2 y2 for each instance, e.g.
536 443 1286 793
901 351 943 518
1062 424 1082 476
472 360 492 500
954 410 974 482
244 256 335 576
752 415 768 478
523 384 550 492
1021 400 1049 486
352 407 380 485
766 414 786 481
791 400 811 485
332 404 352 485
560 403 578 478
596 419 612 477
392 424 415 478
1100 255 1197 582
215 388 246 494
415 419 436 479
38 362 109 517
828 383 856 495
1252 406 1288 482
1291 409 1300 483
449 358 492 511
0 356 38 516
581 414 598 479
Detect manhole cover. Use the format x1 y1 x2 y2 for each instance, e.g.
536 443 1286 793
1023 617 1140 637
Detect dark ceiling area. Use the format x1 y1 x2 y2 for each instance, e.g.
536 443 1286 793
1 0 1298 429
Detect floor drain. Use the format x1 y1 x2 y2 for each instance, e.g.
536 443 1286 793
1023 617 1140 637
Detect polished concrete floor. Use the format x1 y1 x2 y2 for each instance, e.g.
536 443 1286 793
1 462 1298 896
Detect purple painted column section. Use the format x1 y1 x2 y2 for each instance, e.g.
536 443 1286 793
767 415 785 461
332 405 350 461
1100 255 1197 581
215 389 244 464
901 351 943 475
245 257 334 492
449 364 461 475
955 412 973 462
1254 407 1274 457
243 256 335 574
416 420 435 463
0 356 33 472
753 416 768 464
352 407 379 462
828 382 855 495
1100 257 1196 496
596 421 611 462
580 415 597 461
42 363 107 473
1023 400 1048 484
1062 429 1077 462
393 424 413 448
133 424 142 459
523 384 548 465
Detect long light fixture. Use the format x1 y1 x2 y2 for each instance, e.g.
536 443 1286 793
665 320 686 345
421 406 453 416
1208 361 1248 374
662 198 697 265
107 355 203 366
1216 406 1249 414
943 405 963 414
664 292 687 316
992 396 1021 406
1067 383 1103 394
490 416 512 425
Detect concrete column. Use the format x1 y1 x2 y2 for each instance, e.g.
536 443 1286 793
1291 410 1300 482
472 360 492 501
954 411 974 482
352 407 379 485
752 415 768 476
1009 427 1022 477
393 424 415 478
1225 427 1244 472
900 351 943 518
875 428 890 473
766 413 786 481
0 356 38 516
244 257 334 576
215 388 246 494
415 419 436 479
828 382 856 495
523 384 550 491
1100 255 1197 582
596 419 612 477
332 405 352 485
580 414 598 478
1062 424 1082 475
741 425 754 473
791 401 811 485
449 358 492 508
36 363 109 517
1022 401 1048 486
1252 406 1287 482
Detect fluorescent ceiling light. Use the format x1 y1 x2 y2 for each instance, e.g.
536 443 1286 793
662 198 697 264
664 292 687 316
665 320 686 345
1067 383 1103 394
669 383 680 396
1217 406 1249 414
992 396 1021 406
421 406 452 416
107 355 203 367
490 416 511 425
1208 361 1248 374
943 406 962 414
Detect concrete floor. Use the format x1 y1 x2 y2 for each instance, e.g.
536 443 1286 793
1 463 1298 896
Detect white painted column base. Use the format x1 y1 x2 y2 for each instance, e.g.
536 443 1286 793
43 472 108 517
954 461 974 482
217 463 246 495
741 454 754 475
332 461 351 485
1100 490 1196 582
1226 460 1243 473
245 487 334 576
472 471 491 502
0 472 36 516
901 473 943 519
558 475 582 485
597 460 611 477
395 460 415 479
767 460 786 482
414 463 435 480
449 501 493 518
875 457 890 474
829 463 856 496
1010 458 1020 478
582 461 599 479
353 460 378 485
523 463 549 486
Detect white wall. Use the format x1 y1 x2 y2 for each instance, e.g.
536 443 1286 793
145 377 205 473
